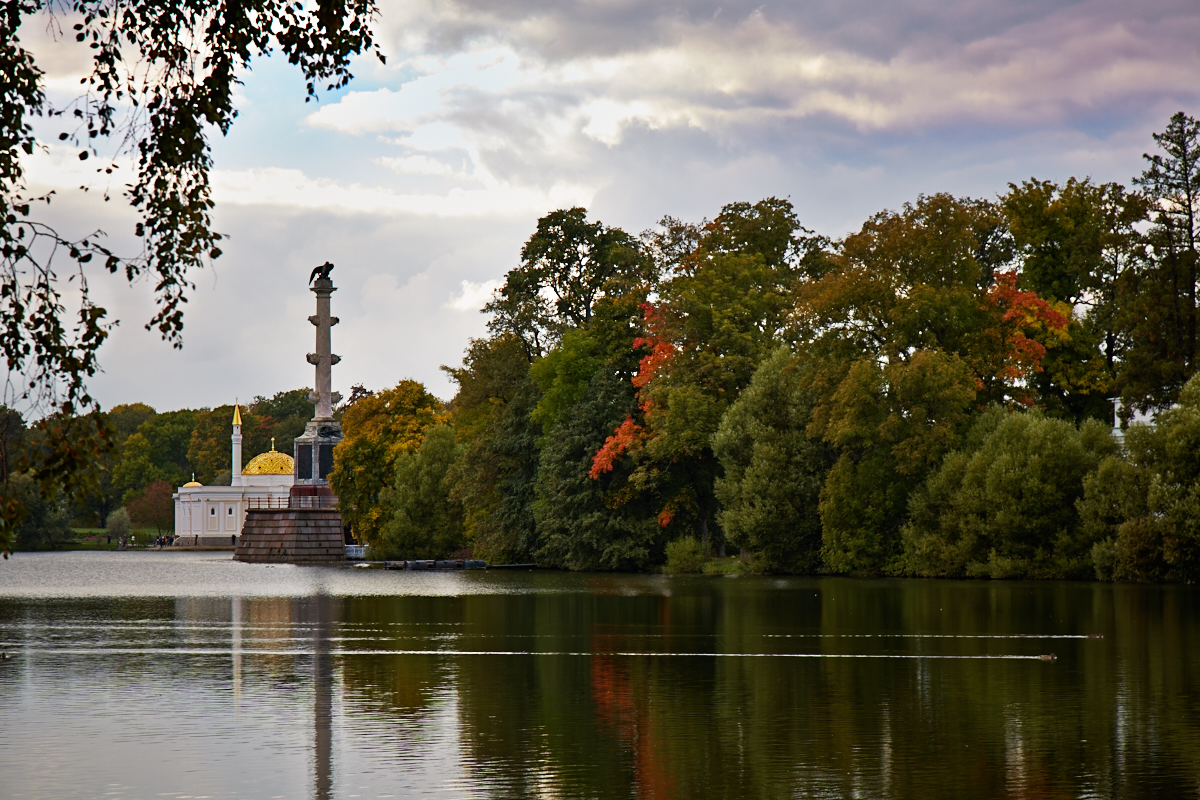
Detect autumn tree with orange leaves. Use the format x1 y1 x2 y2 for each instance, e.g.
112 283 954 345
787 193 1069 573
591 198 827 555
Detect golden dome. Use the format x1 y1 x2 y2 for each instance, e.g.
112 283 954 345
243 448 295 475
183 481 203 488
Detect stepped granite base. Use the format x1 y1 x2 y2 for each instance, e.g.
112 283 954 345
234 508 345 564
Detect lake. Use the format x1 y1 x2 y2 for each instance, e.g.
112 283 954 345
0 551 1197 799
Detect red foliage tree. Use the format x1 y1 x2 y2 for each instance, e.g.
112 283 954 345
973 270 1070 405
590 303 671 480
126 480 175 533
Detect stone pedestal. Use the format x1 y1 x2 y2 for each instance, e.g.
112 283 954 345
293 418 343 485
234 507 345 564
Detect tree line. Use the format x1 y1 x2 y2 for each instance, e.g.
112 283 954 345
331 112 1200 582
1 389 311 549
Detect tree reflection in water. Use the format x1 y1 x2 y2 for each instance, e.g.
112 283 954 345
0 569 1198 799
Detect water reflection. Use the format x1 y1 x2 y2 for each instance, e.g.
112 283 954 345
0 555 1198 799
309 595 334 800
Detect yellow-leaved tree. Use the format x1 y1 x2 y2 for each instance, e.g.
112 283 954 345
329 381 447 548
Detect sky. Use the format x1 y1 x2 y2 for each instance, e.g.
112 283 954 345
19 0 1200 413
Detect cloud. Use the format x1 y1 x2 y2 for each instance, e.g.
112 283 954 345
15 0 1199 415
209 166 591 219
445 279 500 311
305 49 524 135
378 153 471 177
301 0 1197 204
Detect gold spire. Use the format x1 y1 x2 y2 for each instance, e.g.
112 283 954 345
270 437 276 451
232 403 242 426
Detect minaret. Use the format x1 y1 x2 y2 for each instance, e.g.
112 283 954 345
232 404 243 487
293 265 344 488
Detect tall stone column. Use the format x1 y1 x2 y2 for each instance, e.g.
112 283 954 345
306 280 341 420
237 266 348 563
293 273 344 489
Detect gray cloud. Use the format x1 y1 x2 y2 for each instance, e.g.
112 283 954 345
377 0 1198 138
389 0 1192 63
19 0 1199 412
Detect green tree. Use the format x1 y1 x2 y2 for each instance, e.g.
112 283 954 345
109 404 157 441
712 347 832 573
789 194 1067 573
443 335 542 564
247 389 312 455
1004 177 1111 306
112 409 198 503
7 472 73 551
1 0 381 554
65 402 156 526
106 506 131 539
1123 112 1200 407
902 407 1117 579
378 425 467 560
329 380 446 549
593 198 822 553
1002 178 1149 421
816 351 978 573
529 329 608 433
450 208 653 566
187 390 309 482
187 405 242 483
663 535 707 573
535 369 659 571
442 336 533 438
484 208 649 359
1079 456 1155 581
448 378 542 564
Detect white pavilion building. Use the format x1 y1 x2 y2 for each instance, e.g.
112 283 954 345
173 405 295 545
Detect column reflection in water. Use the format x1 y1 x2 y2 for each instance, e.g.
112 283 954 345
305 594 335 800
231 595 242 705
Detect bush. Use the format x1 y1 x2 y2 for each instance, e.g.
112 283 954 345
900 407 1116 579
664 536 707 573
1080 373 1200 582
106 507 132 539
378 425 467 560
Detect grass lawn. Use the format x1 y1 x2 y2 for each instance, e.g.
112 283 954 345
703 556 744 575
69 527 171 550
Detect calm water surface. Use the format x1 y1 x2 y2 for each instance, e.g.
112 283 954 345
0 552 1197 799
